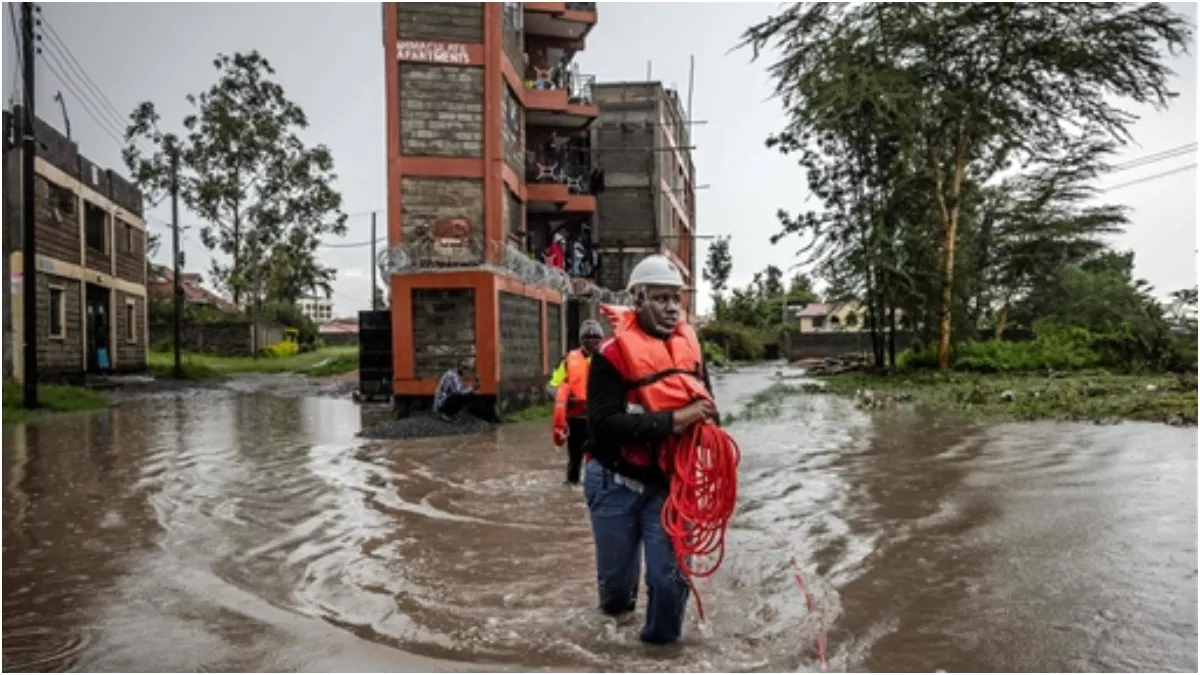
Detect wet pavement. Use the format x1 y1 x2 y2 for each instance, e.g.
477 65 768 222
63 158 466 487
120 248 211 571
3 368 1196 672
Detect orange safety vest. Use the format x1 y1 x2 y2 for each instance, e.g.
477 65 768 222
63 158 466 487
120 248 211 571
601 303 712 413
552 349 591 440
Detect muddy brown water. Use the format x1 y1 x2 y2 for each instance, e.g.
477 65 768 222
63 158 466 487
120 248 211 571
3 368 1196 672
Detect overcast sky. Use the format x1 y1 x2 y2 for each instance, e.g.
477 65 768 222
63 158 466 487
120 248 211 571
3 2 1196 317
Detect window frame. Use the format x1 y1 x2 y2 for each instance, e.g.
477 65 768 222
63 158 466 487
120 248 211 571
48 284 67 339
125 298 137 344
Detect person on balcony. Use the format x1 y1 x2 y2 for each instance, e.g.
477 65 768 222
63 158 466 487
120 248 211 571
433 359 477 422
545 231 566 269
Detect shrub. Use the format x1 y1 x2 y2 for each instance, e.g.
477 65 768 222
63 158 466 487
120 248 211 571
260 339 300 359
702 340 727 367
150 338 174 354
698 322 765 361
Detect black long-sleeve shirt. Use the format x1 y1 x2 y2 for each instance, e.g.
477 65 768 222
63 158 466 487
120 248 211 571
585 349 716 486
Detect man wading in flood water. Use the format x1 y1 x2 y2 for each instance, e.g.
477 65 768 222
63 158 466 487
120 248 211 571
550 320 605 485
585 254 719 645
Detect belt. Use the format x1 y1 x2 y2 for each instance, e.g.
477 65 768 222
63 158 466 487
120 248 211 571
611 471 646 495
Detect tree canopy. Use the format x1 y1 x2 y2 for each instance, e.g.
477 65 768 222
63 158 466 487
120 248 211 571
124 51 347 309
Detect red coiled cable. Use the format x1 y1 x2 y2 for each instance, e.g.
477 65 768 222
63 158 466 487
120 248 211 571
660 419 742 622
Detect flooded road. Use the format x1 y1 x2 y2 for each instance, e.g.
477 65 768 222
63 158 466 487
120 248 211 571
4 367 1196 672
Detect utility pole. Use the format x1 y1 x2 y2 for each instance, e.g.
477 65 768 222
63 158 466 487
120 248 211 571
21 1 38 409
370 211 378 311
169 140 182 379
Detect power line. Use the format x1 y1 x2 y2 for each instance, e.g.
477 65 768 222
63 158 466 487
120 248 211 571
1107 143 1196 174
37 47 126 148
1100 163 1196 192
38 14 127 132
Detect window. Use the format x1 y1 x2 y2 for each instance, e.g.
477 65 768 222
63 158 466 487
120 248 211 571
84 201 108 253
125 300 137 343
44 179 77 222
120 220 135 253
48 285 66 339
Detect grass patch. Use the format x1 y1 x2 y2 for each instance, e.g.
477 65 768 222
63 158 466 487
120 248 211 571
304 352 360 377
818 370 1197 425
503 402 556 424
147 346 358 378
3 380 109 425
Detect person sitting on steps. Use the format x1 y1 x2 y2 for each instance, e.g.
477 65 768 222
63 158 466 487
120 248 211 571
434 358 477 422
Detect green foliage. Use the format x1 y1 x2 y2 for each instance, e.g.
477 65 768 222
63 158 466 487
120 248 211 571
698 322 765 362
124 50 348 309
818 370 1196 425
702 340 727 368
260 339 300 359
703 236 733 318
898 320 1195 374
741 2 1193 369
147 346 357 376
259 300 320 350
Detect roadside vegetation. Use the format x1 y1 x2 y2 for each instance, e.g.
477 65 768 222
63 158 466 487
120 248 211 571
2 380 109 425
148 344 359 379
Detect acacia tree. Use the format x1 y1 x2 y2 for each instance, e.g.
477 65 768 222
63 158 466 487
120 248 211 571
702 235 733 319
124 51 347 308
743 2 1191 368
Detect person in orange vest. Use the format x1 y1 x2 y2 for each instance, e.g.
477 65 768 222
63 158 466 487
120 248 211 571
551 319 605 484
584 254 719 645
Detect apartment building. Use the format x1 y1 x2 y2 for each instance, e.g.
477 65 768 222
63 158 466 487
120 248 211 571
297 293 334 324
382 1 600 413
590 81 697 309
2 108 149 382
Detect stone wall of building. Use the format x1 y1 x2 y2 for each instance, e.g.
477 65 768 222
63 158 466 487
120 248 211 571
396 2 484 43
398 63 482 157
411 288 476 379
36 272 82 377
546 301 563 363
399 176 485 265
113 291 146 371
114 217 146 285
497 291 547 411
149 322 283 357
399 64 484 158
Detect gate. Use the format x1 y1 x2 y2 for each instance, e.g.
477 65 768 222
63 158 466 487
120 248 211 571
358 310 392 401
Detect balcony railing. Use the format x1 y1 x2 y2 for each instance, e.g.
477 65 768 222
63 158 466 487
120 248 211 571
523 62 595 106
525 144 600 195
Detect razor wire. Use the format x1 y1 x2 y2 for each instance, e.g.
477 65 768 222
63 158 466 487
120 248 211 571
377 237 631 304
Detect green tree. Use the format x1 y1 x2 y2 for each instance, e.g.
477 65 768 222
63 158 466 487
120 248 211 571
743 2 1192 368
124 51 348 308
702 235 733 319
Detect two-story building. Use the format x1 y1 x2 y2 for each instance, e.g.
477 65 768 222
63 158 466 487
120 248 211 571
3 108 149 382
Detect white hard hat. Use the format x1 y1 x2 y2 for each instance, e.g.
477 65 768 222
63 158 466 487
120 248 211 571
626 254 684 292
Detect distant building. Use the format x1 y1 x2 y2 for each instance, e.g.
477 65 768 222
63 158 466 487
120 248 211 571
792 300 903 333
298 294 334 324
591 81 697 310
318 316 359 346
3 107 149 382
147 265 235 312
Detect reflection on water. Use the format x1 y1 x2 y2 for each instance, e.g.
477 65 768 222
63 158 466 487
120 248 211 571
3 370 1196 672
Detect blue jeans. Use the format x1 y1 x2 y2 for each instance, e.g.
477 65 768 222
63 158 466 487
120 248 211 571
583 459 691 644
